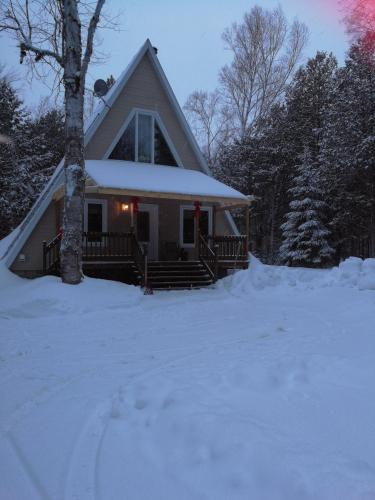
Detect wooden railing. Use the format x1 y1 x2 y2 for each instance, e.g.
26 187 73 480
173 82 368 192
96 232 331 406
83 232 133 260
209 235 248 261
43 232 134 273
43 234 61 274
43 232 249 277
198 233 218 281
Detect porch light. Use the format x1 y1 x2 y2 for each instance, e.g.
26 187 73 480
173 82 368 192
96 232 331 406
121 203 129 212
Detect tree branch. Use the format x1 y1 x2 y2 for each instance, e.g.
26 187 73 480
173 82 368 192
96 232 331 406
21 39 62 64
81 0 105 84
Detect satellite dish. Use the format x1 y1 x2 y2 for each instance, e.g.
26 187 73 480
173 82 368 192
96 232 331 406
93 79 108 97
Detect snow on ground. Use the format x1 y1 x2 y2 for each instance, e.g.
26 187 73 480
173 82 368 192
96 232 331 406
0 257 375 499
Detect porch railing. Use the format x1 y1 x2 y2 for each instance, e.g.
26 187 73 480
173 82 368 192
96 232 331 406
43 232 249 277
83 232 133 260
209 235 248 262
43 232 135 273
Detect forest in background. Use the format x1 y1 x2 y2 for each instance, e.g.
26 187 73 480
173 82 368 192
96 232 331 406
214 44 375 266
0 73 64 239
185 3 375 266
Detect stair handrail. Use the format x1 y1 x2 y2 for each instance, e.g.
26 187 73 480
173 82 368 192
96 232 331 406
198 233 218 282
131 231 146 285
43 233 61 273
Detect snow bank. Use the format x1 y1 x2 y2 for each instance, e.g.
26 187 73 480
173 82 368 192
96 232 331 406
0 226 20 260
222 255 375 294
0 263 142 319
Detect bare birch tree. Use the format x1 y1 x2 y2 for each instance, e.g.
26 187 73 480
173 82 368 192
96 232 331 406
0 0 107 284
220 5 308 138
183 89 233 167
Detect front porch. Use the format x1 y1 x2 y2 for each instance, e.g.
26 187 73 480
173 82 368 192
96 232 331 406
43 229 249 289
45 160 251 289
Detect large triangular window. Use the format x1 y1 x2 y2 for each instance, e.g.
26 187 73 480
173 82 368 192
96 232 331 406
109 111 177 166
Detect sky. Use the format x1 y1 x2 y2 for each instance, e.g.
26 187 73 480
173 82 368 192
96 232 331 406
0 0 349 111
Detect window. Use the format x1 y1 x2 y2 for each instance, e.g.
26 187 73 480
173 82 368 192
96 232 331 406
154 122 176 166
183 209 195 245
88 204 103 233
109 116 135 161
109 111 177 166
138 114 152 163
180 206 212 247
84 200 107 242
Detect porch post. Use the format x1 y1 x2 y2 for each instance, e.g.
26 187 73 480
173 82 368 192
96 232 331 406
194 201 201 259
131 197 139 236
212 205 217 240
43 240 47 274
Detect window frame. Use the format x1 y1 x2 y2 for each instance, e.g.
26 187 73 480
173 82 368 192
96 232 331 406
179 205 212 248
104 108 182 167
84 199 108 244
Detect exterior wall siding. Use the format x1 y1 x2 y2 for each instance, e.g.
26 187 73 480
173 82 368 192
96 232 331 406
11 200 57 275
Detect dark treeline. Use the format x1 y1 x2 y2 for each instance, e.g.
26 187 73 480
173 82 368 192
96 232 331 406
0 75 64 239
214 41 375 266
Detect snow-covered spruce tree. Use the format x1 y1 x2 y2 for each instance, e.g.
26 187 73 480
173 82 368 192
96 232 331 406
0 76 31 238
0 0 106 284
279 147 334 267
283 52 338 159
26 108 65 197
0 74 65 238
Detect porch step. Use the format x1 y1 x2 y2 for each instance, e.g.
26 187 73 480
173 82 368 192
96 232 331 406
147 261 214 290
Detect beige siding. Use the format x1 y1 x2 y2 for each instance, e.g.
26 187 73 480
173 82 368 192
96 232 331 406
85 52 202 171
11 200 57 274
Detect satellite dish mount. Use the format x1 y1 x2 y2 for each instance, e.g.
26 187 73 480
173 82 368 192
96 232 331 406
93 79 110 108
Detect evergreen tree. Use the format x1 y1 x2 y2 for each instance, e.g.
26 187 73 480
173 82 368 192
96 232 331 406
27 108 65 196
319 40 375 259
0 77 64 239
0 77 30 238
279 147 334 266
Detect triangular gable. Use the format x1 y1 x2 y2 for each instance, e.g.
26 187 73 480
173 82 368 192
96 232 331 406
2 39 238 268
85 44 202 173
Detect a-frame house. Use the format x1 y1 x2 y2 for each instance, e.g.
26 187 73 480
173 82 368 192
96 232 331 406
2 40 250 289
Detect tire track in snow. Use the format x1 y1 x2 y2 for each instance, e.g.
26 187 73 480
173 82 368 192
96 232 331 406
6 432 50 500
63 339 248 500
63 401 110 500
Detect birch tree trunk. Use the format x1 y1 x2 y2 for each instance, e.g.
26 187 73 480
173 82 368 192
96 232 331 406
60 0 85 284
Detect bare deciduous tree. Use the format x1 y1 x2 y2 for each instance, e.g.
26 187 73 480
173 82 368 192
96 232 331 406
342 0 375 48
184 89 233 167
0 0 108 284
220 5 308 138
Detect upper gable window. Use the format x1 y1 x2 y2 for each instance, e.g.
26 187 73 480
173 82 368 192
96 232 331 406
109 111 177 166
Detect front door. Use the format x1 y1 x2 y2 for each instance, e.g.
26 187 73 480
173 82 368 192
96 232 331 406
137 204 159 260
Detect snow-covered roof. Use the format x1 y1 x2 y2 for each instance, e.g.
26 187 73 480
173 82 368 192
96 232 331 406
84 160 248 203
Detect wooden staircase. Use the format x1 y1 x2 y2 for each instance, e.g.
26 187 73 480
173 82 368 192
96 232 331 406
146 261 214 290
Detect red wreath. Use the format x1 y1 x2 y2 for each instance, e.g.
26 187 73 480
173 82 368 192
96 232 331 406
132 197 139 214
